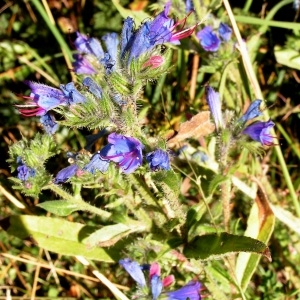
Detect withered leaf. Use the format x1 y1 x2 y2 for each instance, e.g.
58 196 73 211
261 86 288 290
167 111 215 146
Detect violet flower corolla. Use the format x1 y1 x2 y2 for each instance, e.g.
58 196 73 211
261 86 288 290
100 133 144 174
218 23 232 41
16 81 69 116
60 82 86 104
167 280 202 300
72 54 96 74
242 120 275 146
16 157 35 181
54 164 79 184
197 26 221 52
146 149 171 171
82 77 103 99
119 258 147 287
238 99 263 124
122 1 199 61
40 113 59 135
205 86 224 130
74 32 104 58
16 81 85 116
83 151 109 174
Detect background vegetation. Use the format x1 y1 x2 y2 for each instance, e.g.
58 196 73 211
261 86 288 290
0 0 300 299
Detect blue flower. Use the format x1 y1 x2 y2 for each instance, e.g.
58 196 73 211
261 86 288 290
238 99 263 124
54 164 79 184
185 0 194 12
119 258 146 287
120 17 135 57
151 275 163 300
74 32 104 58
205 86 223 130
16 158 36 181
83 152 109 174
16 81 68 116
100 133 144 174
167 281 202 300
242 120 275 146
218 23 232 41
40 113 59 135
197 26 221 52
102 32 119 68
82 77 103 99
146 149 171 171
60 82 86 104
72 54 96 75
123 2 199 61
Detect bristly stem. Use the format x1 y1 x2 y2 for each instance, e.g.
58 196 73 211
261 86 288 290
44 184 112 220
219 131 232 232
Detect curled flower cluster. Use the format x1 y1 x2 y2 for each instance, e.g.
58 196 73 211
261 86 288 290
16 157 36 181
119 258 202 300
197 23 232 52
205 86 275 146
54 133 171 183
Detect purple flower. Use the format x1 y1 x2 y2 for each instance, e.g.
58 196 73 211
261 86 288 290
54 164 79 184
167 281 202 300
146 149 171 171
100 133 144 174
119 258 146 287
205 86 223 130
151 275 163 300
218 23 232 41
72 54 96 75
74 32 104 58
40 113 59 135
82 77 103 99
121 17 135 56
238 99 262 124
60 82 86 104
16 81 68 116
242 120 275 146
102 33 119 63
197 26 221 52
185 0 194 12
16 158 35 181
83 152 109 174
124 2 199 61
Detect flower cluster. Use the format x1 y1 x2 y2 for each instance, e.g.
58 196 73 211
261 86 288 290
16 157 36 181
119 258 202 300
206 86 275 146
197 23 232 52
54 133 171 183
73 1 199 74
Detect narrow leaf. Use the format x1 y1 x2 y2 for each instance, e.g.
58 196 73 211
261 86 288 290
86 223 145 248
235 180 275 291
183 232 270 261
37 200 82 216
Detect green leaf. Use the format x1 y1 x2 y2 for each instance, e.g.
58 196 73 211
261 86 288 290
85 223 144 248
235 182 275 291
0 215 124 262
183 232 270 261
37 200 82 216
274 46 300 70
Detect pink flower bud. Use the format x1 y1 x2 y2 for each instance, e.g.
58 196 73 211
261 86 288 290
143 56 164 68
